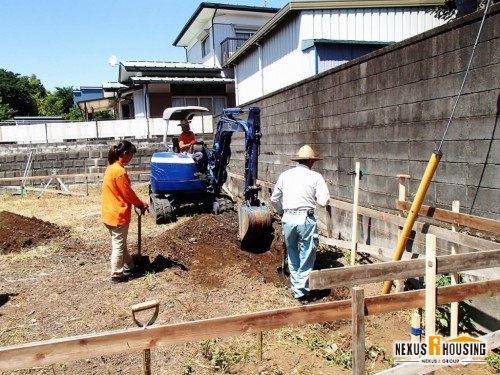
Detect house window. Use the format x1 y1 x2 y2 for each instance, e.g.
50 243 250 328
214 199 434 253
172 96 227 115
234 28 258 49
201 36 209 57
235 29 256 40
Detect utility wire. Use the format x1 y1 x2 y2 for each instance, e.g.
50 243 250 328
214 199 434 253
438 0 493 151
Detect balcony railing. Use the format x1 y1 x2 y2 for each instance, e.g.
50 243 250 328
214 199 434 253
220 37 249 67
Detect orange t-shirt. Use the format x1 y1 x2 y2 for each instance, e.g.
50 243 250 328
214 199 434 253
178 131 195 152
101 161 143 226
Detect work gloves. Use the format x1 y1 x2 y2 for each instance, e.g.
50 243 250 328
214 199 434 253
139 202 149 215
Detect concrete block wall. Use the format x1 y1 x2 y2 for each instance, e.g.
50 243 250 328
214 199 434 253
227 4 500 252
0 141 163 187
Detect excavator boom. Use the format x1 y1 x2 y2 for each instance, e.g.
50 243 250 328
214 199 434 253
211 107 271 248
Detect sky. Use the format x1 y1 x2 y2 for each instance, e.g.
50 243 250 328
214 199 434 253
1 0 288 92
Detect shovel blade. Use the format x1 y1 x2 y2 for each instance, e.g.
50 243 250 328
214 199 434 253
238 203 271 249
133 254 150 267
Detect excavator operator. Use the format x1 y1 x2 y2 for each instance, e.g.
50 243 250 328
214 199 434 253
178 119 196 153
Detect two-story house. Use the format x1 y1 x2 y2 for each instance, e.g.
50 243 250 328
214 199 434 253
77 3 279 121
225 0 445 105
76 1 445 120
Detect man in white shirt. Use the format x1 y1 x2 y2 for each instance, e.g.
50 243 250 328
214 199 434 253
271 145 330 303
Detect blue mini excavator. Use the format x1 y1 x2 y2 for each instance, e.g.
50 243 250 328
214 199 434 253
149 106 271 246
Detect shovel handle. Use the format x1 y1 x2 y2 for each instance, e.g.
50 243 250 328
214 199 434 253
134 206 142 255
131 300 160 327
131 300 159 312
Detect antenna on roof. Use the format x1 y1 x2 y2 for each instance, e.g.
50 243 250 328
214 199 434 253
108 55 117 67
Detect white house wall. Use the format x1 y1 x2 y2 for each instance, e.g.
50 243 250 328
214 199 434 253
0 116 214 144
235 7 445 104
187 37 205 64
133 90 147 118
212 24 234 67
237 14 305 105
235 48 262 104
186 13 276 67
304 7 443 42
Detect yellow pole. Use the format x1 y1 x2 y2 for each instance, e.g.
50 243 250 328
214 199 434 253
382 150 442 294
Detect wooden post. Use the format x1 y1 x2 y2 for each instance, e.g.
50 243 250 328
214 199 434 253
450 200 460 338
257 331 263 361
351 162 361 266
352 287 365 375
397 175 410 203
396 174 410 292
425 234 436 337
410 311 421 360
326 205 333 238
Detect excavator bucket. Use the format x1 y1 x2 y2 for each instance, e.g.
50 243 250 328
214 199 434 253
239 202 272 248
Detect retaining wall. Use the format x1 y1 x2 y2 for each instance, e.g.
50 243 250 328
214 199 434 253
225 4 500 251
0 141 161 186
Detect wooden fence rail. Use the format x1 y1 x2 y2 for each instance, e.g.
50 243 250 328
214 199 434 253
0 280 498 372
309 249 500 289
228 172 499 252
396 200 500 234
0 170 150 182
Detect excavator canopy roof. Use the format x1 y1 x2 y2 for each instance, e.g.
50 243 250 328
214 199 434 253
162 106 209 122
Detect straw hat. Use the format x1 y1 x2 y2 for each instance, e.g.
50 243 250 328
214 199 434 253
290 145 323 161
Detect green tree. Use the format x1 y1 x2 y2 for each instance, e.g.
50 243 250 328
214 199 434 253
0 97 15 121
28 74 48 112
39 86 75 117
428 0 494 21
66 105 84 121
0 69 40 117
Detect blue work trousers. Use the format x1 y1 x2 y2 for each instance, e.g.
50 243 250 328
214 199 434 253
282 213 319 299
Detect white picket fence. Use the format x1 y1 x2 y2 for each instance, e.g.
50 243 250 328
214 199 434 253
0 115 214 144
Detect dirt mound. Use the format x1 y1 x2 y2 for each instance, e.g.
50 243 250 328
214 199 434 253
142 211 286 287
0 210 68 254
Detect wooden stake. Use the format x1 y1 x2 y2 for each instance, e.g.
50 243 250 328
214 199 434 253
352 287 365 375
396 174 410 293
410 311 421 360
326 205 333 239
425 234 436 337
450 200 460 338
257 331 263 361
351 162 360 266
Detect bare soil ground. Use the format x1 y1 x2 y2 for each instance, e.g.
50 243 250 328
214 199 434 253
0 186 495 374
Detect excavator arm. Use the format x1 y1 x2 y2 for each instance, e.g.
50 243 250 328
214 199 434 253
208 107 271 248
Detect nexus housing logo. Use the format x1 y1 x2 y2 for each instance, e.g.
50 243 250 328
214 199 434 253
393 335 487 365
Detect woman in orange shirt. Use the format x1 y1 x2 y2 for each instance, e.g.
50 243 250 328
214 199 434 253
101 140 149 283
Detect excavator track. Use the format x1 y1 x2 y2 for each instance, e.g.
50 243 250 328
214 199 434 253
150 193 175 224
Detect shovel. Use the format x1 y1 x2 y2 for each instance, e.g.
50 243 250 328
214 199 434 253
131 300 160 375
277 241 290 283
134 207 150 267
